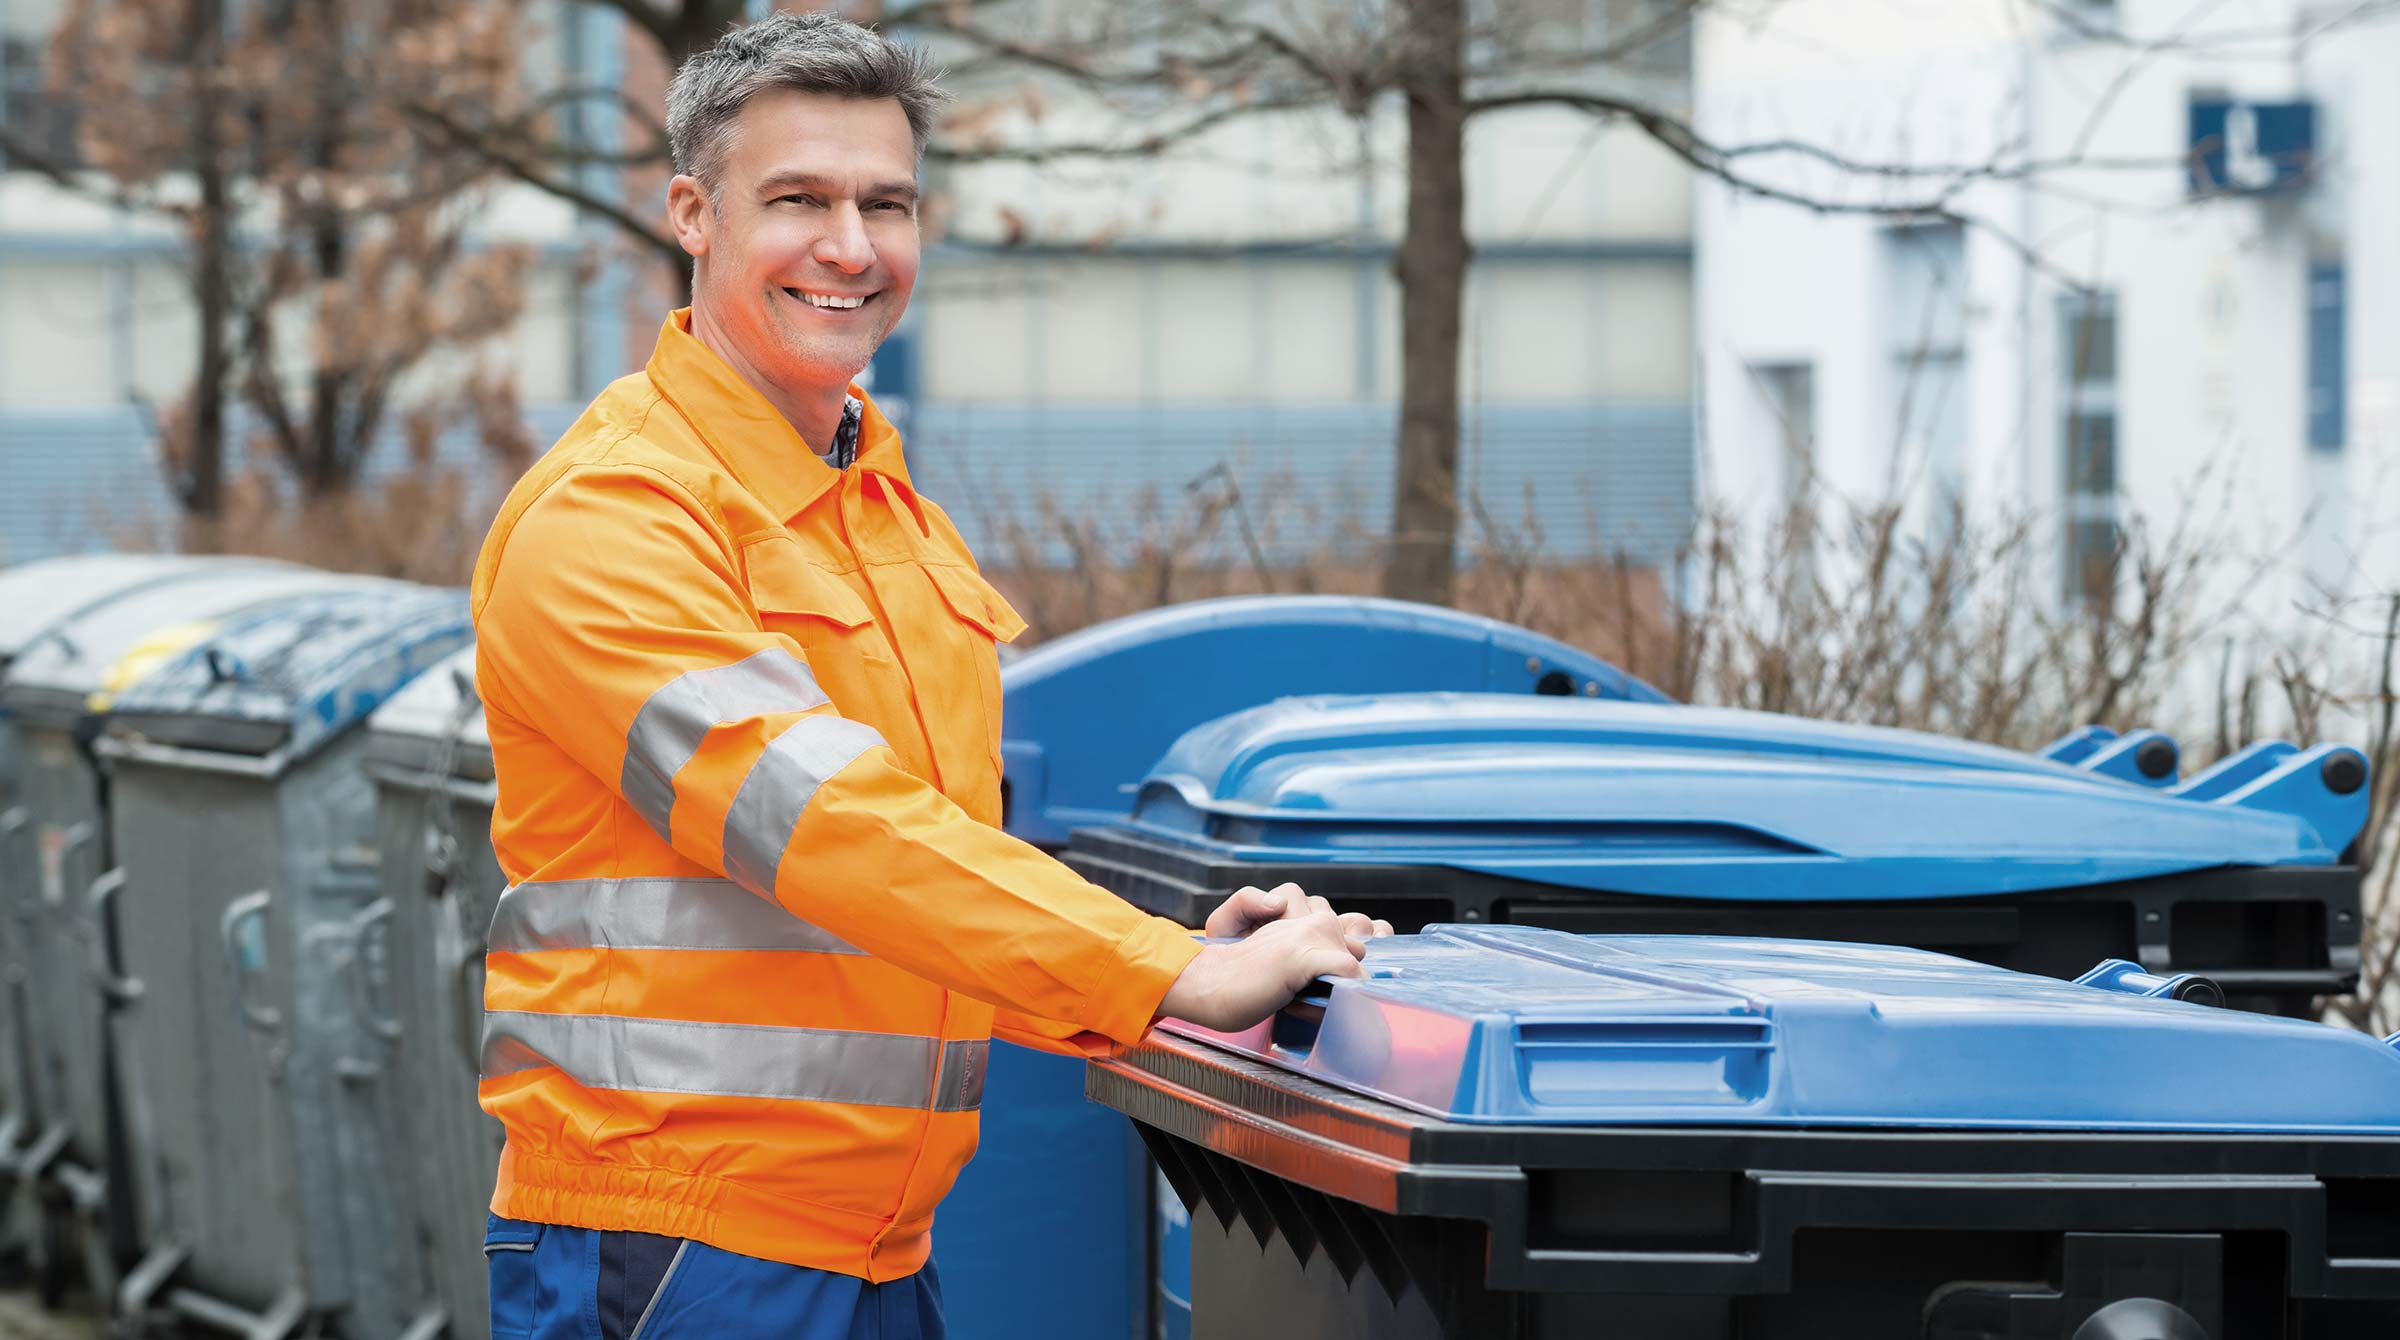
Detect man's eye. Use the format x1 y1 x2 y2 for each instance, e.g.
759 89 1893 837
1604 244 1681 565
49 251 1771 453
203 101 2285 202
871 201 910 213
777 194 819 207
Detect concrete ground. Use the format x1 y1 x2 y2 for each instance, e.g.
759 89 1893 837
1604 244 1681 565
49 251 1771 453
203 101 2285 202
0 1293 100 1340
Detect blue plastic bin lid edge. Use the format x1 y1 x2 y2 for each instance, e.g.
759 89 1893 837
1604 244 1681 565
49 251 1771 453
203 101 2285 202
1162 927 2400 1134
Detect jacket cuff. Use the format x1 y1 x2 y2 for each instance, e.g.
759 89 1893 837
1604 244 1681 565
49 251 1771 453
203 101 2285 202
1087 915 1205 1046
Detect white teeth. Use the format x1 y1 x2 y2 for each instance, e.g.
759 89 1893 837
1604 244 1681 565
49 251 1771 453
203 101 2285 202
789 289 867 310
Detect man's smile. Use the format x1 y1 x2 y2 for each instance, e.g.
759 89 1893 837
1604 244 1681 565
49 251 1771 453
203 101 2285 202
782 285 877 312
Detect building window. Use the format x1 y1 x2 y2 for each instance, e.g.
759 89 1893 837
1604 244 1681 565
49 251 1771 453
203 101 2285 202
2055 0 2119 33
2308 259 2345 452
1885 223 1968 525
2061 291 2119 602
1749 362 1815 518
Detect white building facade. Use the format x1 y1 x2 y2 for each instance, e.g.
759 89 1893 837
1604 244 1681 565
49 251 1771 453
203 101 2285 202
1694 0 2397 636
3 0 1703 573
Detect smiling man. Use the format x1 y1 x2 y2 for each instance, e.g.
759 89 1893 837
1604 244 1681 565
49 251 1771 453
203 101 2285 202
467 13 1385 1340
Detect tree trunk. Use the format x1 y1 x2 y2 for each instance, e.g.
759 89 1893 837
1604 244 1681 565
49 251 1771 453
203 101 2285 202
184 0 229 524
1384 0 1467 607
304 3 350 497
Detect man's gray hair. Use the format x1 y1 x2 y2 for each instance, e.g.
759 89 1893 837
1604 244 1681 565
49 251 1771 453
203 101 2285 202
667 11 946 187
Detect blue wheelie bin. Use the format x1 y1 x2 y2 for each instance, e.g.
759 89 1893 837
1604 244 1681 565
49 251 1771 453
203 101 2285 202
1065 692 2370 1336
942 597 1661 1340
1071 694 2365 1010
1092 927 2400 1338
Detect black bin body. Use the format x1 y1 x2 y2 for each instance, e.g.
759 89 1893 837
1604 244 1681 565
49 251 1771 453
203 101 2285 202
1092 928 2400 1340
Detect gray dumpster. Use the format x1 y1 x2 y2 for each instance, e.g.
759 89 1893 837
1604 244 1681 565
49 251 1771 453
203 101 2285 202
0 563 366 1293
361 645 502 1340
2 557 271 1141
0 554 293 1286
98 584 469 1340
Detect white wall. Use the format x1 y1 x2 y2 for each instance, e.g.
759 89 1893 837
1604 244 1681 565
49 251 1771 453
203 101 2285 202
1696 0 2398 654
0 179 596 413
923 67 1698 409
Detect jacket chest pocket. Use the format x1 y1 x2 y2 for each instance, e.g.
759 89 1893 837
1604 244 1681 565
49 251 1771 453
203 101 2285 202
739 537 893 678
917 562 1027 793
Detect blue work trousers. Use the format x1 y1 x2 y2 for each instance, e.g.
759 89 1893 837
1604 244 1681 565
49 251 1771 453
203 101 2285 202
485 1214 946 1340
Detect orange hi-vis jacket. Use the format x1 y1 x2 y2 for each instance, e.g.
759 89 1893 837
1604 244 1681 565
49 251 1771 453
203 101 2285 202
470 310 1202 1281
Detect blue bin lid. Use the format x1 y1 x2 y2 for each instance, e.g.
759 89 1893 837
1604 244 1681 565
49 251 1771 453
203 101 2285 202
104 585 471 767
1120 694 2366 899
363 644 490 781
1165 926 2400 1132
0 554 292 665
999 596 1666 848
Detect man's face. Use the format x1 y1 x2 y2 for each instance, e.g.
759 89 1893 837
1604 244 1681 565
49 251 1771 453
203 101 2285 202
671 89 921 398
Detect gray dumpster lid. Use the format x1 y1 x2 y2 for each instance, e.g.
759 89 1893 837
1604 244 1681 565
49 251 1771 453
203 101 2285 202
103 585 472 767
363 644 490 783
0 554 291 666
0 566 381 727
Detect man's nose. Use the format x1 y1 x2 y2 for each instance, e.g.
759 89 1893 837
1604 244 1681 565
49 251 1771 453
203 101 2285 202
813 203 875 274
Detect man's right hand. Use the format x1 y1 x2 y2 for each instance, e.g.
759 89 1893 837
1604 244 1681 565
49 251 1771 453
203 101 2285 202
1153 907 1369 1032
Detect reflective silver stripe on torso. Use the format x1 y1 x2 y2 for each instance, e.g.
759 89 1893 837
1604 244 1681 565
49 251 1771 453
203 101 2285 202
482 1011 987 1112
620 649 828 840
487 877 864 955
720 716 886 896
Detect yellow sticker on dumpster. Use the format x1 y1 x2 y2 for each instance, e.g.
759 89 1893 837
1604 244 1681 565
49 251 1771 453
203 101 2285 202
88 620 221 712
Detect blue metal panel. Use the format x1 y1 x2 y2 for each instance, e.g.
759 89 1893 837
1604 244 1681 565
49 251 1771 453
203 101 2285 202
0 408 160 563
2188 97 2316 196
0 404 588 563
1459 403 1695 563
936 1045 1144 1340
998 597 1666 849
906 401 1694 566
1167 925 2400 1131
2309 259 2346 452
865 329 919 441
1123 693 2367 899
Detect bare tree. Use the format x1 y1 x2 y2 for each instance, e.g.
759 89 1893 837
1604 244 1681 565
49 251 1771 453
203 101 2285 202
17 0 536 567
146 0 2386 600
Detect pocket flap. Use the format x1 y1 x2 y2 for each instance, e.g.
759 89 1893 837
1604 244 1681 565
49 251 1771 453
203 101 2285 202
923 563 1028 644
483 1213 542 1253
742 538 873 628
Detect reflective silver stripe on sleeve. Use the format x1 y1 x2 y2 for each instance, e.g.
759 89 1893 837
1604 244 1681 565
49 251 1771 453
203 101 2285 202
620 649 829 841
480 1010 988 1111
932 1037 986 1113
486 877 863 955
720 716 885 896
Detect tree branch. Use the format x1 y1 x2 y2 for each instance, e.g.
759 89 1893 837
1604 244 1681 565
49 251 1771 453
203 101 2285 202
1471 88 2100 290
404 99 682 273
0 124 173 216
928 92 1328 164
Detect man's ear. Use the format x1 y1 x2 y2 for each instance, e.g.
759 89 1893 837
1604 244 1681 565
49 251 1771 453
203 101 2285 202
665 174 711 260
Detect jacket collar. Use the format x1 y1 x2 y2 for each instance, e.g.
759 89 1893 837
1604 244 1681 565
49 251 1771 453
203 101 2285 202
644 308 913 523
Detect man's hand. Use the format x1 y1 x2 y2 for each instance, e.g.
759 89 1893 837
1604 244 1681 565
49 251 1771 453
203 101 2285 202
1203 882 1394 947
1156 885 1398 1032
1156 908 1369 1032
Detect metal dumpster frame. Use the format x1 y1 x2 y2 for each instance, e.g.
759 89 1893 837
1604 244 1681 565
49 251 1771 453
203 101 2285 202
100 587 464 1340
362 648 503 1340
0 556 307 1297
